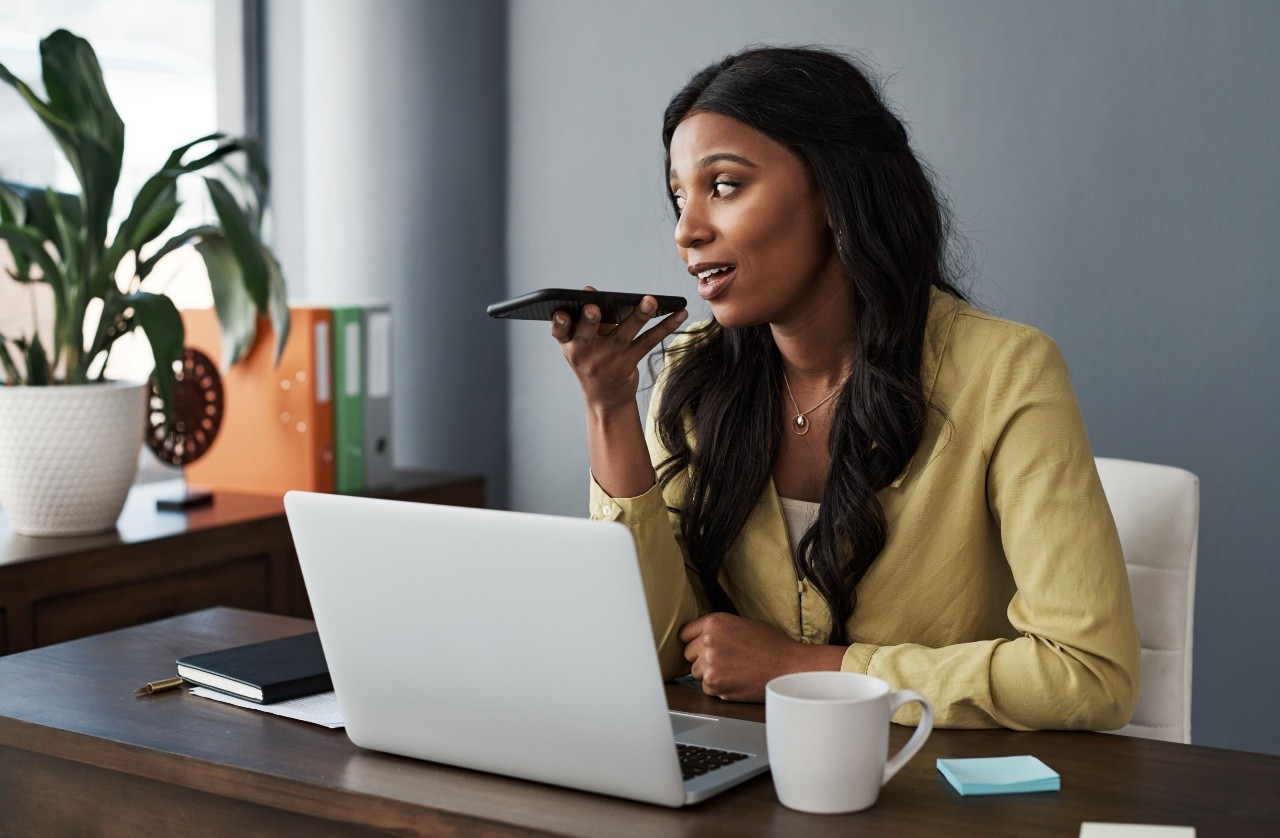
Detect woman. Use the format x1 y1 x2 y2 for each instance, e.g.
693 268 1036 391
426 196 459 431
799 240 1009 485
551 46 1139 730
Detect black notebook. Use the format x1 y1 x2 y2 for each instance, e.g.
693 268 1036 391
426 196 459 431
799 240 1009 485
176 632 332 704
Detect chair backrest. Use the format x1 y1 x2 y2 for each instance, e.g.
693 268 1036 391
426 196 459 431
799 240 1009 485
1094 457 1199 743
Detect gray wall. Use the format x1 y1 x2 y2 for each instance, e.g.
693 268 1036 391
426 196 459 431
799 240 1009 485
506 1 1280 754
266 0 509 504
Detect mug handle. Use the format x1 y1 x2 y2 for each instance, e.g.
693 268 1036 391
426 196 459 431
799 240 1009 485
882 689 934 785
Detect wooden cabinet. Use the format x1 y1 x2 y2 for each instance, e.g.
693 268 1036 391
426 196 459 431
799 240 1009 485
33 555 272 647
0 471 483 655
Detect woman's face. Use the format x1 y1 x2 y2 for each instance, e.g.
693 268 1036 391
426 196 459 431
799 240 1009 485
668 111 844 329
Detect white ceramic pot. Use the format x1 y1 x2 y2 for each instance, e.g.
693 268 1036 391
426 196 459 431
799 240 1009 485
0 380 147 537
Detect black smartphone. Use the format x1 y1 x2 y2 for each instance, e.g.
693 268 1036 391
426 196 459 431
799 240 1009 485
486 288 687 324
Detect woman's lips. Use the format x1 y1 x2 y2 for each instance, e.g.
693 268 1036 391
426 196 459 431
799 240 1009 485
697 267 735 300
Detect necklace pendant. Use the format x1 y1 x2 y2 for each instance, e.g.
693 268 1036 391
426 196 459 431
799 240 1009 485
792 414 810 435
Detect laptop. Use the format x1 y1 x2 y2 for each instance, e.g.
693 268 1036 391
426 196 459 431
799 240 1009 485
283 492 769 807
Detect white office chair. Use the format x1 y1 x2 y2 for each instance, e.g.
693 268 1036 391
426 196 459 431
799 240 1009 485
1094 457 1199 744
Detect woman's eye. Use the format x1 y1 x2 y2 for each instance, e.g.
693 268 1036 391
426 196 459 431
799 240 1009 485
671 193 686 213
712 179 740 197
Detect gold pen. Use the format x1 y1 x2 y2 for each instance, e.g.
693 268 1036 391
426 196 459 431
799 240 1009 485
136 676 184 696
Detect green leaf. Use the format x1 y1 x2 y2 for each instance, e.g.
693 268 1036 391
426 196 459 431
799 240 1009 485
78 290 135 382
0 58 77 135
262 245 291 364
39 31 124 154
114 174 178 254
109 133 236 268
32 30 123 274
123 291 183 414
44 188 82 281
0 35 119 283
194 236 258 367
202 137 269 226
160 131 225 169
209 161 261 228
0 338 22 385
181 138 249 175
0 180 80 252
0 182 26 224
204 177 269 311
21 334 52 385
0 222 64 286
0 184 33 280
135 224 218 283
240 137 270 214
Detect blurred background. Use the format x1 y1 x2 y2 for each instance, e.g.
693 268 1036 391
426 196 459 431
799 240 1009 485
2 0 1277 755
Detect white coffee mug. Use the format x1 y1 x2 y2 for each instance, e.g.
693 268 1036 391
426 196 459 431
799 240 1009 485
765 671 934 814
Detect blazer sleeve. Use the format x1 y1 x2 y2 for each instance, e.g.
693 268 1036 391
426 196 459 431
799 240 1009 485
587 357 709 680
842 327 1142 730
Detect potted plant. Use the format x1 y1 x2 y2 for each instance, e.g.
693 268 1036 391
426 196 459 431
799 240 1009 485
0 29 288 536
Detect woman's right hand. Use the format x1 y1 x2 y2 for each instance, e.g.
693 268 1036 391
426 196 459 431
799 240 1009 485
552 285 688 413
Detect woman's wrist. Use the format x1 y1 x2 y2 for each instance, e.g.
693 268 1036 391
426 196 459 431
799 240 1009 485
584 397 641 426
584 400 656 500
794 643 847 674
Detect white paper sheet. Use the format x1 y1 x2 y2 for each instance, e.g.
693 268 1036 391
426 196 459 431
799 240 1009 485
190 687 345 728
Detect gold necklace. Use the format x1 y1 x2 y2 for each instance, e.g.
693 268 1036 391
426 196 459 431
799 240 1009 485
782 370 845 436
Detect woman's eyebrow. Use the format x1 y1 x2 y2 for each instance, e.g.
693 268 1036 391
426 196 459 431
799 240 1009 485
669 152 759 181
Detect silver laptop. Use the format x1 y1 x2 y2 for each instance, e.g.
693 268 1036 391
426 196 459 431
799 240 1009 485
284 492 769 807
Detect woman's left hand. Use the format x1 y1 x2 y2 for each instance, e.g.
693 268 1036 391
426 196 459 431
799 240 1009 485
678 612 845 702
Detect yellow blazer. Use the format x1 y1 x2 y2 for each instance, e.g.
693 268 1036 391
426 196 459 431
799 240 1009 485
590 288 1141 730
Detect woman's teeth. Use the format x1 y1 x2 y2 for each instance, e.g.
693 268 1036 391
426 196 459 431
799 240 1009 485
698 266 734 281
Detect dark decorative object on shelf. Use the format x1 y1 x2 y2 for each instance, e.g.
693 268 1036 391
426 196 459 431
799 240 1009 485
145 347 224 510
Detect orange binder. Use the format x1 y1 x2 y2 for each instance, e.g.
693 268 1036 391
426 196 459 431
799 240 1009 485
183 306 335 495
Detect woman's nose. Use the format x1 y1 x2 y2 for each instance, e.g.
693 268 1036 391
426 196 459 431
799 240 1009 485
674 202 713 249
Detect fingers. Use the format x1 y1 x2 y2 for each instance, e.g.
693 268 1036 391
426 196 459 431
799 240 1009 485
682 616 729 699
550 305 603 345
610 296 688 351
627 308 688 362
578 286 617 338
574 303 603 342
610 298 688 371
606 295 659 345
550 284 602 344
550 292 688 356
681 616 705 669
550 310 572 343
678 615 706 644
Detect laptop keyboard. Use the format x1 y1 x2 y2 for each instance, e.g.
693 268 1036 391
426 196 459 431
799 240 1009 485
677 743 750 781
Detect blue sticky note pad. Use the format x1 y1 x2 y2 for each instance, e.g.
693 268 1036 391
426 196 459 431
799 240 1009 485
936 756 1060 796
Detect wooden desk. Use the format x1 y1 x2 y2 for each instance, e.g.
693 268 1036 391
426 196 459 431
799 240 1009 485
0 609 1275 836
0 473 483 654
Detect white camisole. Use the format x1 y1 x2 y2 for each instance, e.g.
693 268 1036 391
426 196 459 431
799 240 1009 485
778 496 821 557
